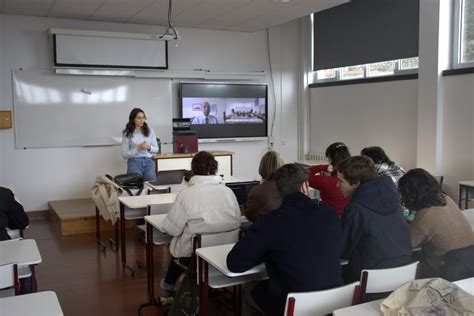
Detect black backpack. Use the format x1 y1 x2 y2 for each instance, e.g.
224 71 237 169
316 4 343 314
106 173 144 196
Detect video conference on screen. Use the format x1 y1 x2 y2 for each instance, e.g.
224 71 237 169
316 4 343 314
182 97 266 125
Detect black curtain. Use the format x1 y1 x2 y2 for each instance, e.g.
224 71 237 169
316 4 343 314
313 0 419 70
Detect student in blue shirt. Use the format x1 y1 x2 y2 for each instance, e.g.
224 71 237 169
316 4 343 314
121 108 159 181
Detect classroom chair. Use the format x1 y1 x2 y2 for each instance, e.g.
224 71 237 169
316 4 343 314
434 175 444 186
137 202 175 271
121 187 171 277
356 261 420 303
195 229 267 316
284 281 359 316
0 263 19 297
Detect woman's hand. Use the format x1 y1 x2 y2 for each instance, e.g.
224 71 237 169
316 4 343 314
137 141 150 151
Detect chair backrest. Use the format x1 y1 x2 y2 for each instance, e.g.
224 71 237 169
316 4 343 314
149 202 174 215
0 263 19 295
433 175 444 186
194 229 240 284
284 282 359 316
359 261 419 301
196 229 240 249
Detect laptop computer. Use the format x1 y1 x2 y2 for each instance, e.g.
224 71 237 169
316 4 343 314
226 181 260 206
149 169 186 186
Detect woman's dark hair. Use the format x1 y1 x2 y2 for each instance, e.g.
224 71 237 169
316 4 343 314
191 151 218 176
326 142 351 174
123 108 150 137
360 146 393 165
398 168 446 211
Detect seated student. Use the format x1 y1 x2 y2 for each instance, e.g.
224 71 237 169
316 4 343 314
308 142 351 216
241 151 284 222
157 151 241 301
0 187 29 241
360 146 406 186
336 156 412 283
227 164 343 316
398 169 474 280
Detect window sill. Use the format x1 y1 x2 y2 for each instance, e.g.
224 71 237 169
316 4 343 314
309 73 418 88
442 67 474 76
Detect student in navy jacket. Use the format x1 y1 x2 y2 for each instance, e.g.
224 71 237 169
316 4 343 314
0 187 29 241
336 156 412 283
227 164 343 316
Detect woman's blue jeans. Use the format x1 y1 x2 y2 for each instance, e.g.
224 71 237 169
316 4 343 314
127 157 156 181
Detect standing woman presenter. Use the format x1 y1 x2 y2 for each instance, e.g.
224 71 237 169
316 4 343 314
122 108 159 181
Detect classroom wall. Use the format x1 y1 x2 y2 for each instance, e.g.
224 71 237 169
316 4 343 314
0 15 5 184
0 14 301 211
309 80 419 170
442 74 474 200
309 73 474 203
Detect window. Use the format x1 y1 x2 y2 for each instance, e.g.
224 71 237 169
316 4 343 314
454 0 474 68
311 57 419 83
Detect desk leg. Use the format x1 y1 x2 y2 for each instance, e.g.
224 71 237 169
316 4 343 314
237 284 242 316
459 185 463 209
198 257 203 316
31 265 37 292
146 222 155 301
202 261 209 316
96 207 106 252
110 220 119 252
120 202 135 277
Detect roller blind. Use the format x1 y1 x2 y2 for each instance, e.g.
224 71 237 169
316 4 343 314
54 34 168 69
313 0 419 71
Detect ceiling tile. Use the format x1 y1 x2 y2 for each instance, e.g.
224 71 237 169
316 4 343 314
173 1 252 27
48 0 103 19
126 0 170 25
4 0 54 16
92 0 155 23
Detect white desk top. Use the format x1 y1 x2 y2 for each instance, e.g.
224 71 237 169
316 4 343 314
459 180 474 187
195 243 266 278
0 239 42 266
118 192 177 209
195 242 347 278
0 291 63 316
333 278 474 316
145 214 249 234
145 214 168 232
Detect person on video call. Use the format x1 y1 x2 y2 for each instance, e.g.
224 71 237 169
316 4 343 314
192 101 218 124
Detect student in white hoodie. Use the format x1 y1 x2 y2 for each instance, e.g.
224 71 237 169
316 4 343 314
158 151 241 300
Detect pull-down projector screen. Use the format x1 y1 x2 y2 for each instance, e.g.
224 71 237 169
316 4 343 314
53 34 168 69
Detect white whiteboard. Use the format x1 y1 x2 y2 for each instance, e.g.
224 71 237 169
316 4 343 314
13 70 172 148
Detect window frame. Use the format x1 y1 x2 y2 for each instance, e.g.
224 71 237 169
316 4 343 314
453 0 474 69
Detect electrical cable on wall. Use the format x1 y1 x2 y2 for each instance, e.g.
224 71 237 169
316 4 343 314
266 28 278 150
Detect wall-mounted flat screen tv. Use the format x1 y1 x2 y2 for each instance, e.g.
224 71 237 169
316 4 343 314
180 82 268 139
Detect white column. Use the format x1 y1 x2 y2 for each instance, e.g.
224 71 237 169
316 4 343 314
417 0 452 174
